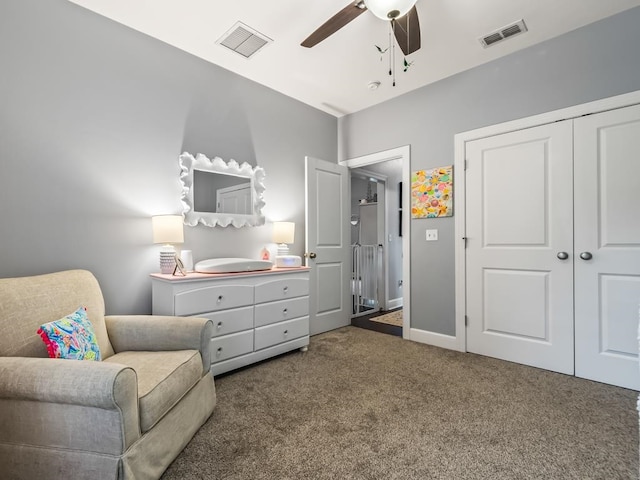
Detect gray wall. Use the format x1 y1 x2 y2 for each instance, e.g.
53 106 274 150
338 7 640 335
0 0 337 314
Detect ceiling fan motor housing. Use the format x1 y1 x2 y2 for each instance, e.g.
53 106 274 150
364 0 418 20
300 0 421 55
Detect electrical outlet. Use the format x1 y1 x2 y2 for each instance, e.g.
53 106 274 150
426 229 438 241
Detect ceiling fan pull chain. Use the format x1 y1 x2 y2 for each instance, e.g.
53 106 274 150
387 21 396 87
392 23 396 87
388 24 393 77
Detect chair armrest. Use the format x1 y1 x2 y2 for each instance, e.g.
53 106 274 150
105 315 213 372
0 357 140 453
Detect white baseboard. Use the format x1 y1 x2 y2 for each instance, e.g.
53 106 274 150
387 298 403 310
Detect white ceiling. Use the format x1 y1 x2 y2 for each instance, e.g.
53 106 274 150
68 0 640 117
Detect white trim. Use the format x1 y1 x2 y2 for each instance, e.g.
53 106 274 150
453 134 467 352
341 145 408 168
341 145 412 340
454 89 640 354
387 297 403 310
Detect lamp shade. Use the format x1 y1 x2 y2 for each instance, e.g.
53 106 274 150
272 222 295 244
152 215 184 244
364 0 417 20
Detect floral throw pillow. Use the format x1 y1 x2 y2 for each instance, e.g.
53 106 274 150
37 306 102 361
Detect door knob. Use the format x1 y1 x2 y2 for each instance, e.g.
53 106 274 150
307 252 317 259
579 251 593 260
557 252 569 260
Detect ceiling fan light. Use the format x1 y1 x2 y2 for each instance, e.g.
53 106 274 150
364 0 418 20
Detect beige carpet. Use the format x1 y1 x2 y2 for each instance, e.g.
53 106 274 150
162 326 638 480
369 309 403 327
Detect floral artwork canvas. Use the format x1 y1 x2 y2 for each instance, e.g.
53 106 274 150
411 166 453 218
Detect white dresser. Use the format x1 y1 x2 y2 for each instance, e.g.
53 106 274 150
151 268 310 376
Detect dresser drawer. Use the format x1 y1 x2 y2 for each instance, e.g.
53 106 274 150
255 317 309 351
175 285 253 315
195 306 254 337
254 297 309 327
210 330 253 364
255 278 309 303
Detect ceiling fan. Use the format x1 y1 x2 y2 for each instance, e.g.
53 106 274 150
301 0 421 56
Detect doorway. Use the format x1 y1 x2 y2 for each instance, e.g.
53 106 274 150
340 146 411 339
350 171 386 317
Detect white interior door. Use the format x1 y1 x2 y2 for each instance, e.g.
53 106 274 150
217 183 252 214
305 156 351 335
574 104 640 390
466 121 575 374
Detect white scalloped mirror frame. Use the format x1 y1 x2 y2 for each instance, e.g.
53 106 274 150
179 152 266 228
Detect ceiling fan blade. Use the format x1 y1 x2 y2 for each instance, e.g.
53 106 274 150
393 6 421 56
301 2 367 48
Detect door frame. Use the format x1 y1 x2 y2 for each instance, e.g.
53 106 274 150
454 90 640 352
340 145 412 340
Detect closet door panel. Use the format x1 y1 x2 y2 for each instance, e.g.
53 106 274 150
574 104 640 390
465 121 574 374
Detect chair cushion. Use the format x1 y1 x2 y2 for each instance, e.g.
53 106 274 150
37 306 101 361
0 270 114 359
104 350 203 432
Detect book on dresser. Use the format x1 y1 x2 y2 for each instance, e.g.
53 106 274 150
150 267 310 376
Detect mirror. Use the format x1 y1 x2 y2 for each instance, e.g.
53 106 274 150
179 152 266 227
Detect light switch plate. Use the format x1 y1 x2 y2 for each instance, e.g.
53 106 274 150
426 229 438 241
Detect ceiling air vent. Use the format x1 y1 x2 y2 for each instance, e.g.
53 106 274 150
217 21 272 58
479 19 528 48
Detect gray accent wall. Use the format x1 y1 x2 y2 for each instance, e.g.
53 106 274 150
0 0 337 314
338 7 640 335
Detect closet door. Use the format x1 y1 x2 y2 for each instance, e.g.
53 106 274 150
466 121 574 374
574 104 640 390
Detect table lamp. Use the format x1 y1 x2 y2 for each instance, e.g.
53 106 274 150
152 215 184 274
272 221 301 267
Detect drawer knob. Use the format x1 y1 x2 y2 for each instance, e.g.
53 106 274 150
217 321 223 330
216 347 223 357
283 329 288 337
217 295 224 304
283 286 289 294
283 308 288 317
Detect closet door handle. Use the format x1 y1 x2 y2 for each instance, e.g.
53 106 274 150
579 251 593 261
556 251 569 260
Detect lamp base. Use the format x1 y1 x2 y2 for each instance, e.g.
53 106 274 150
159 246 177 274
275 255 302 268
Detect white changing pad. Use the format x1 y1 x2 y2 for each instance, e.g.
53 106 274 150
194 258 273 274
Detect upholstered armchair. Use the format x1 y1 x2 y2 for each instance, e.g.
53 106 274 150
0 270 216 480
